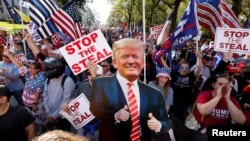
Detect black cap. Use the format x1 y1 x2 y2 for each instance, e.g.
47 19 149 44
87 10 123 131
0 85 10 98
202 55 212 61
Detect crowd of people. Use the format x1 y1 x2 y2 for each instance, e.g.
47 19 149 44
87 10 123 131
0 26 250 141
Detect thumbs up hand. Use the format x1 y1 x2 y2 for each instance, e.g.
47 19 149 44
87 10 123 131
115 105 130 122
147 113 161 131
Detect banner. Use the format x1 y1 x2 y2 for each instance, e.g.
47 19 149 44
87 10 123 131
59 29 112 75
214 27 250 54
60 94 95 129
150 25 163 39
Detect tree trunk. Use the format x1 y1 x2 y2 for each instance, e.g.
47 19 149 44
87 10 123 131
232 0 242 18
170 0 182 33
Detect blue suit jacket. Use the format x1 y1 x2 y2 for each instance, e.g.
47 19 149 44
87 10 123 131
90 75 171 141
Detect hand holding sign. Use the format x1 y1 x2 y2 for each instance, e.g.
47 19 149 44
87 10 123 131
60 94 95 129
59 29 112 75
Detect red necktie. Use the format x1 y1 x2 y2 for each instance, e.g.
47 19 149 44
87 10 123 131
127 82 140 141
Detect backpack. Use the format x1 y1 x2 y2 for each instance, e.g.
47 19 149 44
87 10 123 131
46 75 68 89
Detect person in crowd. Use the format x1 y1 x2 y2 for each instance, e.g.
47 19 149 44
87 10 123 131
4 51 46 111
235 53 250 65
193 73 246 132
161 50 203 122
234 62 249 94
71 61 102 141
239 81 250 111
33 130 89 141
0 84 35 141
43 57 75 131
99 59 114 76
90 38 171 141
191 55 212 80
0 51 24 106
148 67 173 112
11 38 28 65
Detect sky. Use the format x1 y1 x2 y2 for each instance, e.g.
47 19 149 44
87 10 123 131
87 0 113 24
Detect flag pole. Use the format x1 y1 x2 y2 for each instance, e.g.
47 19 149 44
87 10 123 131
2 0 16 33
19 0 27 57
142 0 146 83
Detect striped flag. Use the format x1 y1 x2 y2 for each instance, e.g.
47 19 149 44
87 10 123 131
63 0 83 39
29 0 58 26
50 9 77 41
36 20 60 39
197 0 241 38
28 0 60 38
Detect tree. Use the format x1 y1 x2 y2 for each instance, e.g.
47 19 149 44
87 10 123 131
56 0 90 8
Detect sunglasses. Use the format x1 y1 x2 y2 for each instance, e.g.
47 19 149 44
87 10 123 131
100 64 108 67
180 66 189 70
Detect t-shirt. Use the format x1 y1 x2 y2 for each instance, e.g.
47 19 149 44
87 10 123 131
0 105 35 141
193 91 241 128
171 71 196 106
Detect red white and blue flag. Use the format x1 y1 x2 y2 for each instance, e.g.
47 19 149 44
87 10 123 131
197 0 241 38
162 0 199 51
154 0 199 65
63 0 84 39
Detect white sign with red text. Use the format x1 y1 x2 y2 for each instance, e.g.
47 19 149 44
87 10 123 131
60 94 95 129
59 29 112 75
150 25 163 39
214 27 250 54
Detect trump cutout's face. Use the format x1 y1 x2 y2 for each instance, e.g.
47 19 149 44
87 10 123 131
113 46 144 82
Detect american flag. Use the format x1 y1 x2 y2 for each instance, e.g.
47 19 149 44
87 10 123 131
50 9 77 41
63 0 84 39
197 0 241 38
29 0 60 38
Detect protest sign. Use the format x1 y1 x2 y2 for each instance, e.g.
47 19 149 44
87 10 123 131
27 21 42 42
59 29 112 75
60 94 95 129
150 25 163 39
214 27 250 54
33 101 48 126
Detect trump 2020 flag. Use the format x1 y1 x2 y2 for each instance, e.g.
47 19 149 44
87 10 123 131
154 0 199 67
162 0 199 51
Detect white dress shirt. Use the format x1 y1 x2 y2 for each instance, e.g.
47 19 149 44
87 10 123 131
116 72 140 112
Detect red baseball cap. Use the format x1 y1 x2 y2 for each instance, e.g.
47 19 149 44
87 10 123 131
227 65 239 73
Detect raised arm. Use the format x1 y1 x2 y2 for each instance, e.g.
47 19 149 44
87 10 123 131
194 51 203 77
